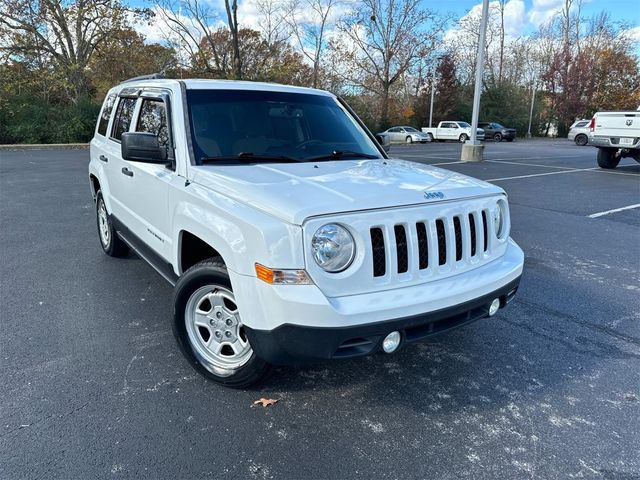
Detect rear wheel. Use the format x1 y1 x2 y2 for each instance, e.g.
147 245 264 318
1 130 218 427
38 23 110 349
405 136 413 144
574 134 588 146
493 133 503 142
459 134 468 143
95 191 129 257
597 148 621 169
173 257 271 388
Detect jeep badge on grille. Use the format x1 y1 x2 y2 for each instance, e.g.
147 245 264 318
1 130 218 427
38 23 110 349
424 191 445 200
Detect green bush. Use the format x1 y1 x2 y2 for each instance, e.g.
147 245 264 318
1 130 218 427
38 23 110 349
0 95 100 144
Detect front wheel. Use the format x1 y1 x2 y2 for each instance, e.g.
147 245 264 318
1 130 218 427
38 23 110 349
173 258 271 388
493 133 503 142
426 133 434 142
574 134 588 146
405 136 413 144
597 148 621 169
459 134 468 143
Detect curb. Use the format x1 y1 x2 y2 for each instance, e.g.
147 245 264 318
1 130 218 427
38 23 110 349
0 143 89 151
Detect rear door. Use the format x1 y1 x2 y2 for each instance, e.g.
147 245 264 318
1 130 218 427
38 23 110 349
104 94 139 227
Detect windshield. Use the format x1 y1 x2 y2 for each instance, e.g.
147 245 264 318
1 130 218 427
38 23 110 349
186 89 382 163
493 123 504 128
458 122 471 128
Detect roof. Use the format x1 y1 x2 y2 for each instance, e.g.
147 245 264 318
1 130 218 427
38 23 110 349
116 78 333 97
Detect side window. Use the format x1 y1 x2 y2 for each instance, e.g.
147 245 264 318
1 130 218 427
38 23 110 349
97 93 117 136
136 99 169 146
111 97 137 141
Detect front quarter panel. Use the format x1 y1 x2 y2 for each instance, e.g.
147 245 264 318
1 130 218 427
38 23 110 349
170 181 305 277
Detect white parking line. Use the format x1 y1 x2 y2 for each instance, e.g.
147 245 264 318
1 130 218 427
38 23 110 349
487 169 584 181
587 203 640 218
486 159 577 170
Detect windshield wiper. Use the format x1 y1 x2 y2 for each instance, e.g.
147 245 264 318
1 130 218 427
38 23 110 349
304 150 380 162
201 152 301 164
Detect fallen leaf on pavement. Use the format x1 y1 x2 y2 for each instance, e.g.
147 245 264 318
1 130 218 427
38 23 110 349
253 398 279 407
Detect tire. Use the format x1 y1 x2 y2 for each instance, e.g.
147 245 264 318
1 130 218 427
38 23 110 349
493 133 503 142
459 134 468 143
506 138 514 142
173 257 271 388
426 133 434 142
405 136 413 144
597 148 621 169
95 190 129 257
574 134 588 146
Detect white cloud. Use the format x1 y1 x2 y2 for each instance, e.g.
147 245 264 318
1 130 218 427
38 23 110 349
527 0 564 27
444 0 527 45
622 25 640 42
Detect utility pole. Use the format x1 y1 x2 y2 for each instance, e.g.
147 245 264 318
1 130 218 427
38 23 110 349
462 0 489 162
527 82 536 138
428 56 444 128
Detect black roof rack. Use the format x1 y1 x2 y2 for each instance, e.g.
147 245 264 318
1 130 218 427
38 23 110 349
120 73 166 84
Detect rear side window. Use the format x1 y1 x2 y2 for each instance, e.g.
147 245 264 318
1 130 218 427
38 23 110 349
136 99 169 146
97 93 116 136
111 97 137 141
575 121 588 128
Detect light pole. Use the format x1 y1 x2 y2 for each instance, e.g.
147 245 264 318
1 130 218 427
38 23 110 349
462 0 489 162
428 55 444 128
526 81 536 138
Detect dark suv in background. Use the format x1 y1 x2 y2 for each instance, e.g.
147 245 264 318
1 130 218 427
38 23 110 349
478 122 516 142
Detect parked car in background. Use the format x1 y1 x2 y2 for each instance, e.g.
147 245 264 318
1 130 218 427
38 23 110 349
589 109 640 169
478 122 516 142
379 126 430 144
422 121 485 143
567 119 590 146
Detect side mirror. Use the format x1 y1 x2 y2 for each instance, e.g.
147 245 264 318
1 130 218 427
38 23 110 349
121 132 167 163
375 133 391 153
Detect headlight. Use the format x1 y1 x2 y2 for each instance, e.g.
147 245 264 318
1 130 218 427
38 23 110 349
493 200 507 239
311 223 355 272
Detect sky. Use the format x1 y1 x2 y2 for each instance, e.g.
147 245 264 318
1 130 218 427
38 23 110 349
130 0 640 45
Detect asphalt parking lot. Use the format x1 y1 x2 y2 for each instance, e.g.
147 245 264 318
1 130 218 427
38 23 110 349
1 139 639 479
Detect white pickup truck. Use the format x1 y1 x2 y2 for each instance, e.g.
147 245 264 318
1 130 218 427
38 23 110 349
422 121 485 143
89 77 523 387
589 109 640 169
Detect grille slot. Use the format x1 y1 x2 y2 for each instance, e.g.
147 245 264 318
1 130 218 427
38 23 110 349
481 210 488 252
370 227 386 277
453 216 463 261
436 219 447 265
469 213 477 257
394 225 408 273
416 222 428 269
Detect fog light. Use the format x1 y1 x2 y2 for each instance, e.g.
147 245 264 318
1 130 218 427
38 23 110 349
488 298 501 316
382 331 401 353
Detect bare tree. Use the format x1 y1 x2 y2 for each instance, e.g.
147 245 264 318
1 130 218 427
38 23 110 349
285 0 341 88
254 0 288 48
224 0 241 79
0 0 132 101
334 0 445 127
156 0 241 78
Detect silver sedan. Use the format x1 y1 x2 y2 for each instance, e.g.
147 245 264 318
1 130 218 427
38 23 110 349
380 126 431 144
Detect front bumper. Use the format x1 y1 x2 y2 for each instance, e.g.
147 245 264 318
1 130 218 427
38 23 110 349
231 239 524 365
245 275 520 365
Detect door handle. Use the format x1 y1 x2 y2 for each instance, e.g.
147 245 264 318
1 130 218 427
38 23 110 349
99 155 108 163
121 167 133 177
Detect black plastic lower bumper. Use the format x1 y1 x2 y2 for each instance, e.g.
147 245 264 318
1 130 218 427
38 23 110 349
244 276 521 366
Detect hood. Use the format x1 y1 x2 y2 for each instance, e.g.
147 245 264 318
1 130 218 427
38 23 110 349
189 159 504 225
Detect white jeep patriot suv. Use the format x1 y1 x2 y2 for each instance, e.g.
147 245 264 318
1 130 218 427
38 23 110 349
89 77 524 387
